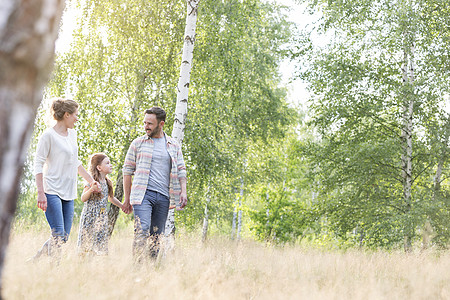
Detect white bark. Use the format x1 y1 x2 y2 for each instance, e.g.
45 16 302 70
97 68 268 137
266 190 270 227
401 31 415 252
434 160 444 192
201 185 211 242
0 0 64 294
165 0 200 240
433 117 449 193
237 179 244 241
231 188 237 240
172 0 200 144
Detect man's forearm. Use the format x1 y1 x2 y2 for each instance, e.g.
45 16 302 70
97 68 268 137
179 177 187 194
123 174 132 203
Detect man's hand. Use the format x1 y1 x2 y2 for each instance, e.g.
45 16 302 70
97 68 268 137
179 192 187 209
122 200 133 214
178 177 187 210
122 175 133 214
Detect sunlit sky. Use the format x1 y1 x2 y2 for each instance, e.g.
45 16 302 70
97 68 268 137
276 0 313 109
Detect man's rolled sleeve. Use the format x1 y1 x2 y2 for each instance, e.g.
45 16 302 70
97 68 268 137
122 141 137 176
176 147 187 179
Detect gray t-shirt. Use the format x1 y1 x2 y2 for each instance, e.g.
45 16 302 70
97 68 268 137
147 136 171 197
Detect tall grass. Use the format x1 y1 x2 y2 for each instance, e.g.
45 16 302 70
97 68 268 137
3 225 450 299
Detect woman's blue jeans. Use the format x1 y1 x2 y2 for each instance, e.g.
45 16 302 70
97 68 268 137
132 190 170 260
45 193 74 243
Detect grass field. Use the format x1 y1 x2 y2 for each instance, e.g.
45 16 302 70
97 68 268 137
3 225 450 299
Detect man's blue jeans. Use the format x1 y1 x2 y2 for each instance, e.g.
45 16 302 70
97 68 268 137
132 190 170 260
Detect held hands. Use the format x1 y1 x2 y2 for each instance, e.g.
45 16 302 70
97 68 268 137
37 191 47 212
90 181 101 193
121 200 132 214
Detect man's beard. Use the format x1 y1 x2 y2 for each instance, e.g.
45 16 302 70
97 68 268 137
148 126 161 138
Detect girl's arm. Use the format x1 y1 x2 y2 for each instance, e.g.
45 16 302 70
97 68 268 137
109 196 123 209
81 185 96 202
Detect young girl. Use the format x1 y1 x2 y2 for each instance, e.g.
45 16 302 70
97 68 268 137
77 153 123 255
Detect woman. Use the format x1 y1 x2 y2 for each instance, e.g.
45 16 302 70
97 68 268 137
33 98 99 261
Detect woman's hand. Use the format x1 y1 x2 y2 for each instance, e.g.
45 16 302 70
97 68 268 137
37 191 47 212
90 181 101 193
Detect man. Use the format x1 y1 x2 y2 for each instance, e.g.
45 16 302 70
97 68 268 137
122 107 187 260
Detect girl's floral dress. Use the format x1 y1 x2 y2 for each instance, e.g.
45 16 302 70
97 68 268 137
77 181 109 255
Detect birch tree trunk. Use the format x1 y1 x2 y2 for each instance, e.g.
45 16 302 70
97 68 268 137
0 0 64 295
266 190 270 228
237 179 244 240
401 31 415 252
421 157 444 250
433 116 449 195
231 187 237 240
201 185 211 242
164 0 200 241
425 117 450 249
171 0 200 144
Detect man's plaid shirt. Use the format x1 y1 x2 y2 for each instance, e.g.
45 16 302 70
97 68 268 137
122 132 186 209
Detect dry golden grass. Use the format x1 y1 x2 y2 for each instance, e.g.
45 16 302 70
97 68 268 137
3 225 450 300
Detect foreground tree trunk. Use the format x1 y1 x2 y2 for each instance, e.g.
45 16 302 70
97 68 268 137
0 0 64 295
165 0 200 240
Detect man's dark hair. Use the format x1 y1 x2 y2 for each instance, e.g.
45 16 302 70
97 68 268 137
145 106 166 123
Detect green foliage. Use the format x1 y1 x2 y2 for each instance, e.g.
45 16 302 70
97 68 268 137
429 189 450 247
249 187 308 244
294 0 450 249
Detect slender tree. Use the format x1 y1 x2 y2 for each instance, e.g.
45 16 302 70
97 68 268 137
165 0 200 239
400 27 416 251
201 184 211 242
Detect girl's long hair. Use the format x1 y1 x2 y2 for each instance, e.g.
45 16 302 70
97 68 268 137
88 153 114 200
